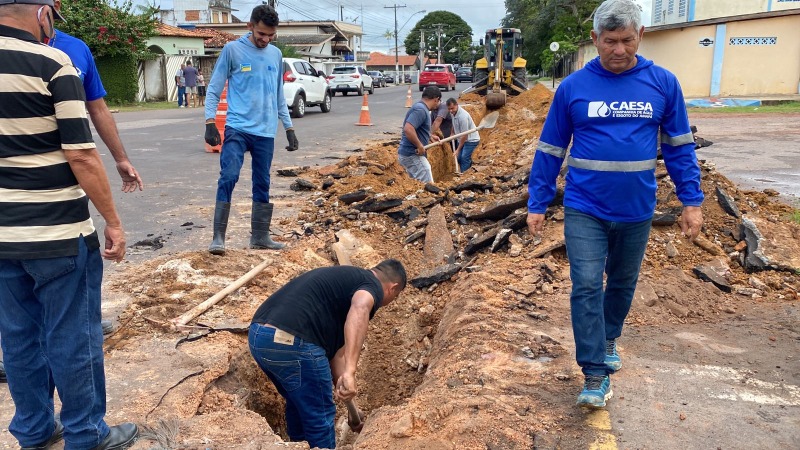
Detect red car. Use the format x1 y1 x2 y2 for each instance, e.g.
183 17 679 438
418 64 456 92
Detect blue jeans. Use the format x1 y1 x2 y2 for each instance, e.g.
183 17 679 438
177 85 185 106
564 207 652 377
398 153 433 183
0 237 110 449
216 127 275 203
457 140 479 172
248 323 336 449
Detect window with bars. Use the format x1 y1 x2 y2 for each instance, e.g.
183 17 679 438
678 0 687 17
729 37 777 45
668 0 675 14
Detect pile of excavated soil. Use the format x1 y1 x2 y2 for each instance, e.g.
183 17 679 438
103 85 799 449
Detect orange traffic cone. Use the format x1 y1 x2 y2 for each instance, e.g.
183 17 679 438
354 93 373 126
404 86 413 108
205 84 227 153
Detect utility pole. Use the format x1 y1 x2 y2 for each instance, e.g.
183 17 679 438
385 4 407 75
418 29 425 71
431 23 446 63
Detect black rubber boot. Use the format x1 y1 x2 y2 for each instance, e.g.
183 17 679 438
90 422 138 450
208 202 231 255
250 202 285 250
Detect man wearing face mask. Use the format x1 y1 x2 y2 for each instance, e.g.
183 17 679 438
0 0 138 448
204 4 298 255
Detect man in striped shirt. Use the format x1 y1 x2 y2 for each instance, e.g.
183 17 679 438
0 0 137 448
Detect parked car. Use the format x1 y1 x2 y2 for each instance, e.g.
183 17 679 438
418 64 456 91
384 73 395 84
403 73 412 84
455 67 473 83
329 66 374 96
368 71 387 88
282 58 331 118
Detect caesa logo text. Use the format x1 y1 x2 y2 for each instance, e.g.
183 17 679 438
588 101 653 118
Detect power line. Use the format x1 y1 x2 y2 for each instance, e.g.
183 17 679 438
384 4 407 71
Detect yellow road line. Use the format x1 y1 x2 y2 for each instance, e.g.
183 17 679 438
586 409 618 450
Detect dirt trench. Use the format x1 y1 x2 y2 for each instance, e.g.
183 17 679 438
100 84 799 449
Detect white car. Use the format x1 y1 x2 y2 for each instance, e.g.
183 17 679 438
282 58 331 118
328 66 374 96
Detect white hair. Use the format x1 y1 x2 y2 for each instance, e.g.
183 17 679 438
593 0 642 35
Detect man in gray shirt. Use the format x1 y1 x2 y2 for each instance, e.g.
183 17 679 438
183 60 199 108
447 98 480 172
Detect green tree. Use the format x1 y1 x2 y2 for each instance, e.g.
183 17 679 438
503 0 601 72
403 11 472 64
59 0 158 59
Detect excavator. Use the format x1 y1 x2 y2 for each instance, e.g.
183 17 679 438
463 28 528 109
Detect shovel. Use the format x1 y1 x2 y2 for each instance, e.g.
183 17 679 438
423 111 498 150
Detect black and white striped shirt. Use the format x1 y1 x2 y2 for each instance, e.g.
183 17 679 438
0 24 98 259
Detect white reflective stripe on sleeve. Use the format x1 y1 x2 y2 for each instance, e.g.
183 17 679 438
567 156 657 172
537 141 567 158
660 131 694 146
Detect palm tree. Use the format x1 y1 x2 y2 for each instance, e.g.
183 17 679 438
383 29 394 53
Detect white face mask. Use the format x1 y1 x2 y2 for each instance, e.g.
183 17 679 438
37 5 55 44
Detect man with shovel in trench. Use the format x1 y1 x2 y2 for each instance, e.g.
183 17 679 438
248 260 407 449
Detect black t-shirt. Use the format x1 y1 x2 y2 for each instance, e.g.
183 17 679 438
251 266 384 359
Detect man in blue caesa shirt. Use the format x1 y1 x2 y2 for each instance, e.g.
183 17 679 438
50 0 143 193
527 0 704 409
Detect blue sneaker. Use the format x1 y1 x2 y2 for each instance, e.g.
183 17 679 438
605 339 622 372
577 375 613 408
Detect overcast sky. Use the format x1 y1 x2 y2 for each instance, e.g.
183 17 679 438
152 0 653 52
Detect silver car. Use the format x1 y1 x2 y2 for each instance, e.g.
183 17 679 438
329 66 374 96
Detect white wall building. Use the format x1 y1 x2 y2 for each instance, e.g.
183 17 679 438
160 0 237 27
652 0 800 25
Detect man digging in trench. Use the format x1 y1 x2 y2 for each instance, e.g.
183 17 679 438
248 260 406 449
527 0 704 408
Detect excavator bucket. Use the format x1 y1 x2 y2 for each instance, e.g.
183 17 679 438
486 91 507 110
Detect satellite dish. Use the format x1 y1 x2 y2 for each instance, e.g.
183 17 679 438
549 42 560 52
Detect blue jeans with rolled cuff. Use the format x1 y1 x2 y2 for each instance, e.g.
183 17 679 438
0 237 111 449
564 207 652 377
216 127 275 203
457 140 479 172
248 323 336 449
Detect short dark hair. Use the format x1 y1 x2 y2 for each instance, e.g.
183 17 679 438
250 4 279 27
422 86 442 100
372 259 407 291
446 98 458 106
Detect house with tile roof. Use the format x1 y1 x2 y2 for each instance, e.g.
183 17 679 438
147 23 207 56
365 52 422 72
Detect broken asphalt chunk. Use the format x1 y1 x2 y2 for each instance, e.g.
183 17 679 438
339 190 369 205
716 186 741 218
692 265 732 293
354 197 403 213
465 194 528 221
410 263 462 289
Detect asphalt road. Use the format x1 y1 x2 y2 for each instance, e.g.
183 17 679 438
98 82 476 262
